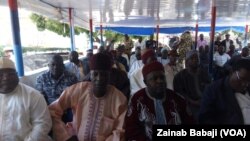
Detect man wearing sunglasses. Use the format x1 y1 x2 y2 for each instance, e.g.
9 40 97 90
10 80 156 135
199 58 250 124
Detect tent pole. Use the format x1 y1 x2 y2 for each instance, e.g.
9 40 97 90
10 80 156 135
8 0 24 76
209 0 216 75
156 24 159 49
195 23 198 50
69 8 75 51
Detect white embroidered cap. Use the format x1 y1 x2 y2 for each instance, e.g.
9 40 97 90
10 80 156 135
0 57 16 70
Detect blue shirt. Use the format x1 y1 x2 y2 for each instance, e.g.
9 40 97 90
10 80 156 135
82 57 90 75
65 61 84 81
35 70 78 104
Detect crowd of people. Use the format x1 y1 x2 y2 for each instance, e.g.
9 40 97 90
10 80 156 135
0 32 250 141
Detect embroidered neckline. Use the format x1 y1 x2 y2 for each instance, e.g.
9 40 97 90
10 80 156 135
88 85 111 100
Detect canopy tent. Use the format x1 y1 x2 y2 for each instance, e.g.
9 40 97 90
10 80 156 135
2 0 250 77
1 0 250 32
95 26 246 35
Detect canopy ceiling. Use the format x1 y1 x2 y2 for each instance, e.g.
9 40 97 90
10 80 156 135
1 0 250 33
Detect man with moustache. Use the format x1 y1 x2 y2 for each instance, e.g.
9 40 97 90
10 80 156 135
125 61 193 141
49 53 128 141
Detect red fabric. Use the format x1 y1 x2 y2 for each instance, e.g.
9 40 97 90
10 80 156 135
125 88 194 140
142 61 164 79
8 0 18 11
89 53 112 70
141 49 155 64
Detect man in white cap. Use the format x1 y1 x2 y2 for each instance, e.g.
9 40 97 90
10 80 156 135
0 57 52 141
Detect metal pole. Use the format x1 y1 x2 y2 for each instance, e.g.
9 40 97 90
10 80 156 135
195 23 198 50
209 0 216 75
100 24 103 46
89 19 94 49
100 4 104 47
89 0 93 49
69 8 75 51
156 25 159 49
245 24 248 47
8 0 24 76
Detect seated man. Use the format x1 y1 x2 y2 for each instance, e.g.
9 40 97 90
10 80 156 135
82 51 130 100
49 53 128 141
82 49 93 75
157 47 169 65
128 47 143 78
174 50 211 122
130 47 141 67
129 49 157 96
213 45 231 80
199 58 250 124
164 50 181 90
36 54 78 105
0 57 52 140
36 54 78 122
125 61 193 141
65 51 85 81
224 47 249 74
116 45 129 72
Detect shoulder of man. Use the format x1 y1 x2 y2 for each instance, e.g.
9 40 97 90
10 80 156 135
19 83 45 98
130 88 147 101
167 89 185 102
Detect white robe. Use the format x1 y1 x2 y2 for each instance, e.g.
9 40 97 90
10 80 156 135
0 83 52 141
129 67 146 96
157 57 169 66
128 60 143 78
164 64 181 90
236 92 250 124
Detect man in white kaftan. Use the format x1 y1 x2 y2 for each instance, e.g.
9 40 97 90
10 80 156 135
0 57 52 141
130 49 157 96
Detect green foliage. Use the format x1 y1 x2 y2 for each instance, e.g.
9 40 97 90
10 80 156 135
220 29 243 37
102 30 147 42
30 14 46 31
104 30 124 42
0 46 4 57
30 13 146 44
30 13 89 37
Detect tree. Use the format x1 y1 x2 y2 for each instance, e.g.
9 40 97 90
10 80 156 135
103 30 124 42
0 46 4 57
30 13 145 46
30 13 89 37
220 29 243 37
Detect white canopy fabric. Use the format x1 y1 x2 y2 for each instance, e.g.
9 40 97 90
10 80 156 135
1 0 250 31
